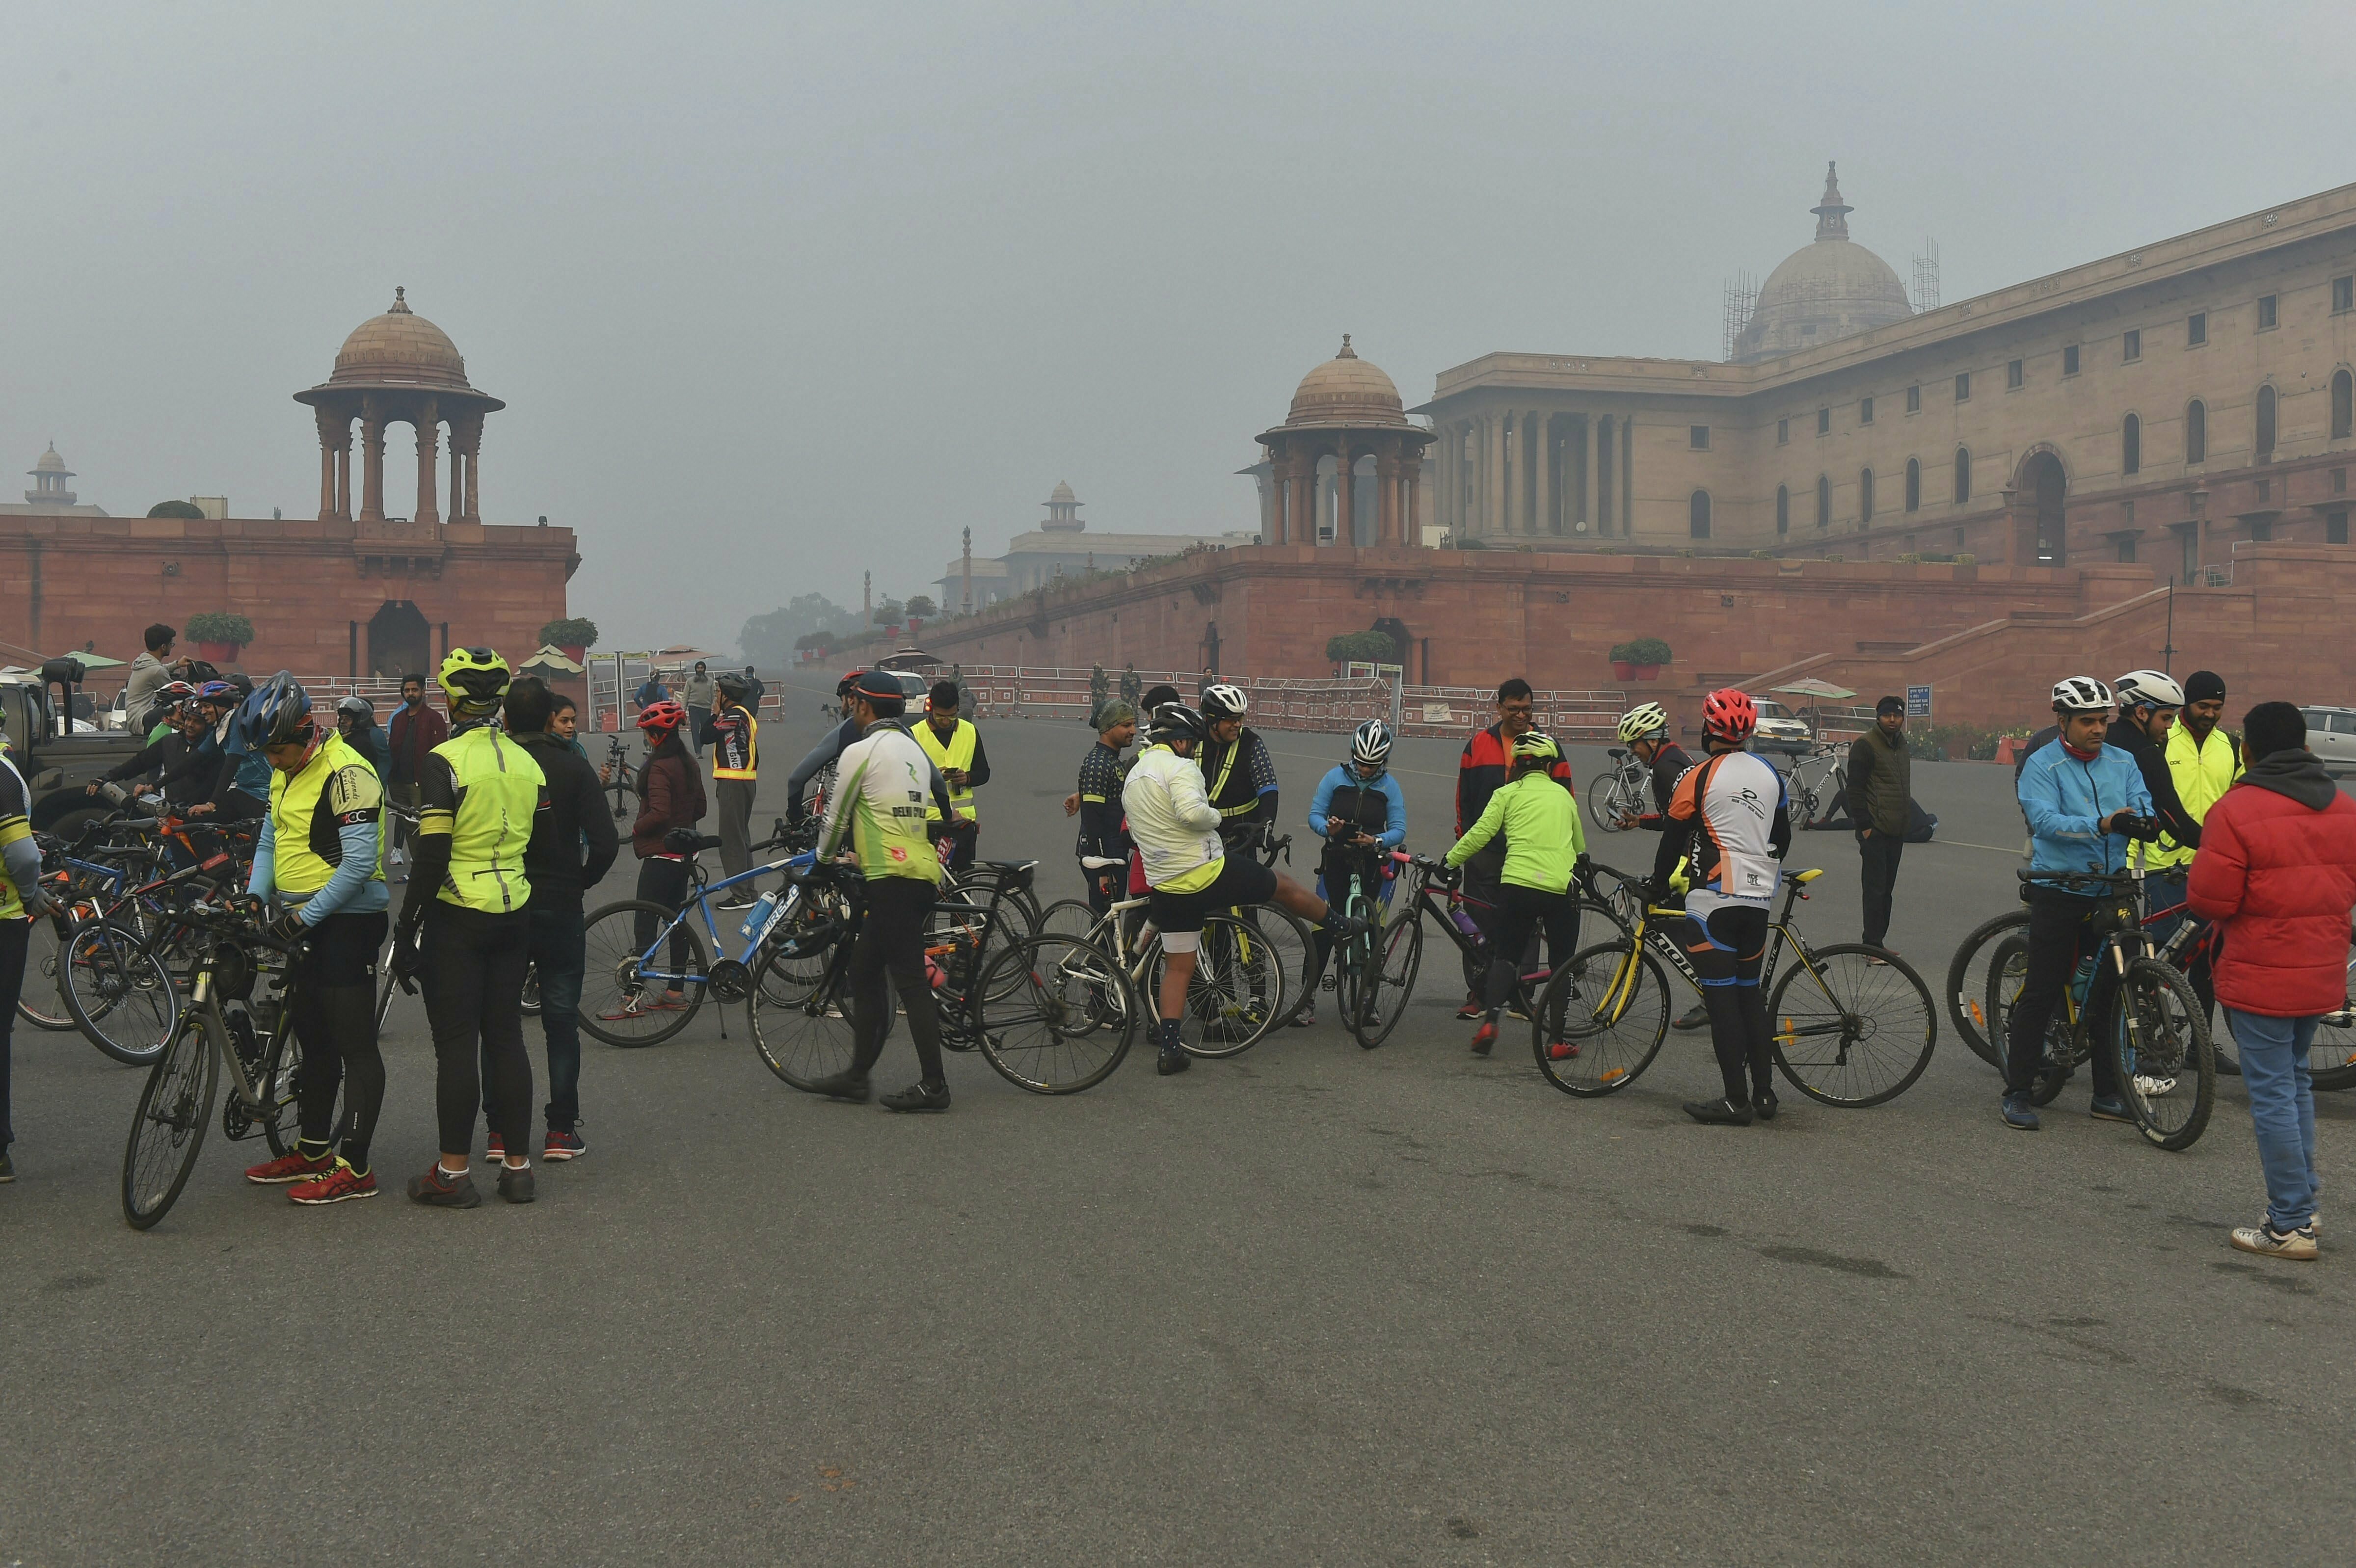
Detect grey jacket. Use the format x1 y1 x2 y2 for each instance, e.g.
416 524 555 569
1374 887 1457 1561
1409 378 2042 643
685 674 716 710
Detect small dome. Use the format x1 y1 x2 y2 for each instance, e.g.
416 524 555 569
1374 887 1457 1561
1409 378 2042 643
1049 480 1077 505
32 443 67 474
327 287 471 390
1286 335 1407 426
1733 164 1911 362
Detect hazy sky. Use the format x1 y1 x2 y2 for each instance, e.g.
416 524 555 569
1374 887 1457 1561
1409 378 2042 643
7 2 2353 655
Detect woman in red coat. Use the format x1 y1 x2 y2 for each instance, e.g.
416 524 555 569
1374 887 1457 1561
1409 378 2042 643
2187 701 2356 1261
618 701 705 1014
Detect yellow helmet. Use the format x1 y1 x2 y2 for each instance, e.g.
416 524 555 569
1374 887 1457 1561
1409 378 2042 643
438 645 510 717
1617 702 1670 744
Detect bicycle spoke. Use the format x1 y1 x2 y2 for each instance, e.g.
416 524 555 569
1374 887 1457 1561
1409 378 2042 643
1771 945 1936 1107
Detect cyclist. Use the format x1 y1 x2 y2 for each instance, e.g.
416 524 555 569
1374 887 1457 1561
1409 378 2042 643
1455 678 1575 1019
804 669 958 1113
235 673 392 1206
1651 689 1792 1126
2001 675 2155 1133
1611 703 1691 830
87 682 202 805
1443 730 1583 1055
1124 703 1366 1076
0 726 58 1183
334 695 391 781
1303 719 1408 1026
615 698 705 1017
704 670 760 907
2107 670 2202 856
914 679 990 872
1196 683 1279 852
1074 700 1137 917
785 671 868 825
393 648 548 1208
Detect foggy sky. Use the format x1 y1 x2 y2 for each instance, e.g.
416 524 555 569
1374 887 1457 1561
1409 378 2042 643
6 1 2353 657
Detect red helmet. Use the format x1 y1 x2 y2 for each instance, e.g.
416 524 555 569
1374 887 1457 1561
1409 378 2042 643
836 668 868 698
636 699 688 735
1701 688 1757 744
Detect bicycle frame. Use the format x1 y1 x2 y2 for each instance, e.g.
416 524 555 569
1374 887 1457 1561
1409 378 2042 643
625 850 819 989
1580 865 1829 1031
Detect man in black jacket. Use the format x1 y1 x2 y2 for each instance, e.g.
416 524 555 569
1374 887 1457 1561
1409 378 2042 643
505 678 620 1162
1846 696 1913 950
2106 669 2203 852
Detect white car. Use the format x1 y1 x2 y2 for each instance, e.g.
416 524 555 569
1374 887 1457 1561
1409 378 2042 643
2299 706 2356 774
1751 697 1812 753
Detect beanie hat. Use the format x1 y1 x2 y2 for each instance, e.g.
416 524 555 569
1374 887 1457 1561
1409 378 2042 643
1875 694 1905 716
2184 669 2226 704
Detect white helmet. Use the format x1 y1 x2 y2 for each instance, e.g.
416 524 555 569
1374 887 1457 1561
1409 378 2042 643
1617 702 1670 744
1349 719 1393 771
1199 682 1250 721
2114 669 2185 712
2051 675 2115 714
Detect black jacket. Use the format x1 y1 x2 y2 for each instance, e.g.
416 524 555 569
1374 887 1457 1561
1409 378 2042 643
515 730 621 905
2104 716 2201 851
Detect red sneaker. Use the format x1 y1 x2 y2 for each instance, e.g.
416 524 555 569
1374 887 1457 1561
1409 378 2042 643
288 1161 377 1205
1547 1040 1582 1061
245 1148 334 1185
542 1129 587 1162
1470 1021 1499 1056
487 1132 507 1162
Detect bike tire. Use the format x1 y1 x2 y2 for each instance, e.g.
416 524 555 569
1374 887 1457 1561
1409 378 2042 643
1768 944 1937 1108
973 934 1137 1094
121 1007 219 1229
747 945 859 1090
1035 898 1104 945
18 916 78 1032
2111 956 2216 1151
62 919 180 1066
1531 938 1669 1096
1240 903 1317 1030
2302 932 2356 1091
578 899 707 1047
1331 888 1366 1029
1350 910 1423 1051
1156 913 1282 1059
1584 773 1629 835
1946 908 2031 1071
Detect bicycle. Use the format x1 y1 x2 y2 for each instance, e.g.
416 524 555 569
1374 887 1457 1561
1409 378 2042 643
1318 839 1404 1049
1386 854 1628 1044
1981 866 2217 1150
1777 744 1849 826
1242 829 1318 1028
1539 860 1937 1107
120 898 340 1228
1583 749 1650 835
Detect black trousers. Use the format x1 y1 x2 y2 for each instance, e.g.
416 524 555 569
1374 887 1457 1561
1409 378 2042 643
1683 904 1774 1106
634 855 695 991
0 917 28 1148
422 905 534 1158
1485 882 1581 1013
2003 890 2121 1100
1857 831 1903 948
846 877 947 1086
289 911 387 1170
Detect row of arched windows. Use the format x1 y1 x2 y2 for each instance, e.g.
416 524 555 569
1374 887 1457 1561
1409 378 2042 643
1766 452 1970 534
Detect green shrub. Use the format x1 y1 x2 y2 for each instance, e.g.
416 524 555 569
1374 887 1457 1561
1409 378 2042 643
1608 637 1672 665
539 616 598 648
184 611 253 646
1326 630 1400 665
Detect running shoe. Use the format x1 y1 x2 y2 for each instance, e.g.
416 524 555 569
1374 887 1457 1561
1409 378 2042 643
1682 1097 1755 1126
543 1129 587 1162
1545 1039 1580 1061
408 1164 482 1208
2089 1096 2135 1123
486 1132 506 1163
496 1165 536 1204
1671 1005 1709 1032
598 993 653 1022
2000 1093 2040 1131
288 1161 377 1205
880 1080 951 1113
2230 1223 2317 1261
245 1147 335 1185
649 991 690 1012
1469 1021 1499 1055
1456 994 1484 1021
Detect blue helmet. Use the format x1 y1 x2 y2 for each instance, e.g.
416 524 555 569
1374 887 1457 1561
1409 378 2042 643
237 671 313 750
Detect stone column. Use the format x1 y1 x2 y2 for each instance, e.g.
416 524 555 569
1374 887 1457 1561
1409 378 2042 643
315 407 338 520
1621 415 1633 533
450 446 464 525
1336 439 1356 548
1489 414 1508 538
335 435 351 520
1541 417 1557 536
413 397 441 526
359 398 386 522
1286 451 1312 548
1403 451 1423 543
1375 447 1399 545
460 415 482 522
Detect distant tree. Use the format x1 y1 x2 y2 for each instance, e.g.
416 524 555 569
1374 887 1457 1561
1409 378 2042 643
739 592 860 667
185 611 255 648
1325 630 1399 666
871 599 904 627
148 500 205 519
539 616 598 649
904 595 938 620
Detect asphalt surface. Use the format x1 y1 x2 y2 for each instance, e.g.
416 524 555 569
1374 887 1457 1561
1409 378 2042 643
4 672 2351 1566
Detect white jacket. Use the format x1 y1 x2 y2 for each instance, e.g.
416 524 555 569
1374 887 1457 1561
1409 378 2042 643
1121 744 1225 892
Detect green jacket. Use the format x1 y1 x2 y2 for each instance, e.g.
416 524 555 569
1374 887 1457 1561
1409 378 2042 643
1846 724 1912 837
1446 771 1585 892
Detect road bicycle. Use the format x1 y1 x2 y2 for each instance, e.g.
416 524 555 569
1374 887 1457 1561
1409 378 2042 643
1583 749 1650 835
1979 867 2217 1150
1381 854 1629 1044
120 899 341 1228
1777 744 1849 827
1540 861 1937 1106
1243 829 1318 1028
1320 842 1406 1049
746 862 1138 1094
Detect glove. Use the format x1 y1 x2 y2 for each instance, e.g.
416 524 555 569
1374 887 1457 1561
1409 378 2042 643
267 909 309 945
389 925 422 983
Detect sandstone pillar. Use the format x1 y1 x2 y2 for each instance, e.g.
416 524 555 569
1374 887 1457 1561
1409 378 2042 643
360 400 387 522
413 398 441 526
315 407 338 520
1541 417 1557 536
1336 440 1355 547
1376 448 1399 545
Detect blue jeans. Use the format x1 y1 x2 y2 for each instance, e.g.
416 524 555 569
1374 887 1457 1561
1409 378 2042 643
2226 1009 2321 1232
530 904 589 1132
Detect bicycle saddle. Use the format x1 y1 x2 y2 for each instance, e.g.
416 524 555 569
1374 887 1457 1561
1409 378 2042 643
1792 868 1823 885
982 858 1038 873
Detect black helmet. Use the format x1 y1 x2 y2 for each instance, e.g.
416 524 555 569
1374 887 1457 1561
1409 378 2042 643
716 671 752 702
1148 702 1206 745
237 671 314 751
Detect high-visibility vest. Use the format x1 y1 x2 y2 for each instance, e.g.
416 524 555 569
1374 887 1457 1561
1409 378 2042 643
266 732 385 897
423 724 545 913
713 705 759 780
2151 722 2244 870
913 717 978 823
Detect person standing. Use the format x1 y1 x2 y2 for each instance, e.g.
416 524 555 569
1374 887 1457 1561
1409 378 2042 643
393 648 548 1209
633 670 673 717
125 623 178 732
335 696 391 781
1614 702 1707 1031
1443 730 1577 1055
684 661 716 756
914 679 990 872
0 738 58 1183
506 677 619 1163
1845 696 1912 952
620 700 705 1016
2155 668 2243 1019
2187 702 2356 1260
1074 700 1137 917
1453 678 1574 1020
704 671 760 907
1089 662 1109 729
387 674 448 875
741 665 765 707
1119 662 1142 709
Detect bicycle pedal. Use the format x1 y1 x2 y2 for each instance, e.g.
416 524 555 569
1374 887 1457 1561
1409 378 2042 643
1320 975 1336 992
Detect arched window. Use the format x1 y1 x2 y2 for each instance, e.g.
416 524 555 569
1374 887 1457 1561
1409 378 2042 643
1954 448 1972 504
1688 490 1711 539
2186 399 2207 464
2256 384 2277 455
1859 468 1875 525
1776 484 1790 535
1816 474 1831 528
1904 458 1921 512
2122 413 2141 477
2334 371 2353 441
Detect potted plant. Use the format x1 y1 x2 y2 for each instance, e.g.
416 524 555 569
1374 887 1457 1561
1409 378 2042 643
184 611 253 665
539 616 598 664
1610 637 1672 681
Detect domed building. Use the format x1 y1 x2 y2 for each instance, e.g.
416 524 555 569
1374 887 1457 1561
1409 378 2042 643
294 287 505 527
1 443 109 518
1253 336 1433 546
1730 164 1913 363
935 479 1257 612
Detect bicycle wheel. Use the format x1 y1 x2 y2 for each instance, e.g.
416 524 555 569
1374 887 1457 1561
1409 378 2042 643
1154 913 1281 1059
1531 938 1669 1095
2111 956 2215 1151
62 920 180 1066
1768 944 1937 1108
1349 910 1423 1051
1239 903 1317 1029
17 916 77 1032
1035 898 1104 945
1982 936 2082 1105
973 933 1137 1093
578 899 707 1046
2304 933 2356 1091
121 1007 220 1229
1584 773 1629 834
1946 909 2031 1070
1330 889 1367 1028
747 945 860 1090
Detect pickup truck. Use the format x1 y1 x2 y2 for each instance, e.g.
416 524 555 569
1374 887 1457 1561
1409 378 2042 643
2 661 160 838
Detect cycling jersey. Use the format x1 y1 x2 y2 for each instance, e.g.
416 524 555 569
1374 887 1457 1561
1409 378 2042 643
1308 766 1405 851
1448 771 1584 893
1074 740 1130 864
2017 739 2152 880
707 702 759 780
1456 724 1574 835
1655 749 1791 918
1198 727 1278 834
820 720 941 884
1636 742 1694 830
0 751 38 921
417 722 548 914
1122 743 1226 893
252 732 388 923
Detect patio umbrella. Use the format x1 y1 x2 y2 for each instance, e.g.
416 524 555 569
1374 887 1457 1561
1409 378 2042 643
1773 678 1856 701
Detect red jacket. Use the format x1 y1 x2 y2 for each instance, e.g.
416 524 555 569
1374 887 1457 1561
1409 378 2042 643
1456 723 1574 836
386 700 449 786
632 739 707 859
2185 762 2356 1017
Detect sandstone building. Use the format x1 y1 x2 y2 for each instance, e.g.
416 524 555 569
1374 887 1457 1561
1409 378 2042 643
937 480 1256 612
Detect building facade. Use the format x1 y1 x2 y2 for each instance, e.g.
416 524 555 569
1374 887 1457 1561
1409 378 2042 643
936 480 1255 611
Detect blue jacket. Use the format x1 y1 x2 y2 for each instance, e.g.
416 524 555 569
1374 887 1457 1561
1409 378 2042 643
2017 739 2152 880
1309 764 1406 850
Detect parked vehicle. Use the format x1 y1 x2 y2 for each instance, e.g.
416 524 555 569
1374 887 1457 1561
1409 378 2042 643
2 661 152 837
1751 697 1812 754
2299 706 2356 775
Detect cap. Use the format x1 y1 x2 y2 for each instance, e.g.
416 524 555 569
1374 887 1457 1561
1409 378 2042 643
1876 694 1905 716
2184 669 2226 704
851 669 903 701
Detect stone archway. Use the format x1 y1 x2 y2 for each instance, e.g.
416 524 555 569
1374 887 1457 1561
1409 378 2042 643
2019 450 2068 564
368 599 431 678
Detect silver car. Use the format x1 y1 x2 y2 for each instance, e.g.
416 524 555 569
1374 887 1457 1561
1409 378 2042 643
2300 706 2356 774
1751 697 1813 754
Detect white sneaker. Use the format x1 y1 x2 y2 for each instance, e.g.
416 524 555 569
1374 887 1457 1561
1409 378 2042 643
2134 1074 2177 1098
2231 1223 2318 1261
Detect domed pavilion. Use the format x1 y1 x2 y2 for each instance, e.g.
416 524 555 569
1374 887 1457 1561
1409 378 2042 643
1256 336 1433 546
294 288 505 525
1731 164 1912 362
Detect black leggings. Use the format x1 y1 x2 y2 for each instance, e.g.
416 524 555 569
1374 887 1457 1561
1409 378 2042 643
1485 882 1581 1014
422 905 533 1158
1682 904 1774 1106
2003 891 2121 1100
635 854 695 990
289 911 387 1170
846 877 947 1086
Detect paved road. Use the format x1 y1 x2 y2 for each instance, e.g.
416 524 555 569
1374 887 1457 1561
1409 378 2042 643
4 672 2349 1565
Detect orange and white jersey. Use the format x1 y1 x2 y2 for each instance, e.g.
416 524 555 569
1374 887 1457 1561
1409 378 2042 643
1663 750 1790 916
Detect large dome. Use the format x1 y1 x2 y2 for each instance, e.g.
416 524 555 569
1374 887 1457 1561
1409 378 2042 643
1286 336 1408 426
1733 164 1911 363
327 288 472 390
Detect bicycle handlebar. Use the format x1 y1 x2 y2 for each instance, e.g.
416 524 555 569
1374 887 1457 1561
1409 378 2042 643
2018 867 2137 891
